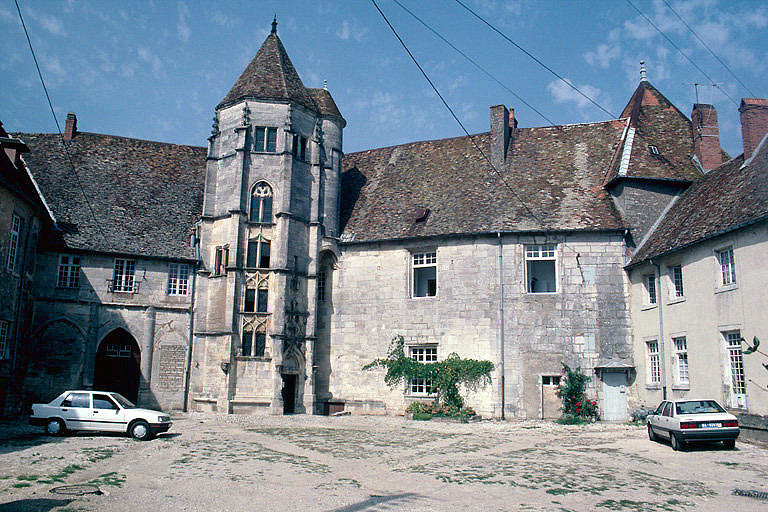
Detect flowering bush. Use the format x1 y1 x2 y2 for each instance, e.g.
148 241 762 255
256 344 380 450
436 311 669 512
406 401 476 420
555 363 600 422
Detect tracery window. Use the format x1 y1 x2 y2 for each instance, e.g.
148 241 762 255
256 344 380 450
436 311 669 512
250 182 273 223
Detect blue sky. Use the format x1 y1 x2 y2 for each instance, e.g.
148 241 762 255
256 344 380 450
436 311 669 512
1 0 765 156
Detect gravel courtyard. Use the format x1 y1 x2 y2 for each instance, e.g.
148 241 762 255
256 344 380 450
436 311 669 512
0 413 766 512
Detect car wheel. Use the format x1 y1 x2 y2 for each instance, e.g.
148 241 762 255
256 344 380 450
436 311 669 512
129 420 152 441
647 425 658 442
723 439 736 450
670 432 684 451
45 418 65 436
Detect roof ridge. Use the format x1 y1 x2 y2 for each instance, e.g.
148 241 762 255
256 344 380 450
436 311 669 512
16 131 206 150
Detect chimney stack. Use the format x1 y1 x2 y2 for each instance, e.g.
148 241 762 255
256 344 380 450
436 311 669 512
739 98 768 159
691 104 722 172
64 112 77 141
490 104 509 171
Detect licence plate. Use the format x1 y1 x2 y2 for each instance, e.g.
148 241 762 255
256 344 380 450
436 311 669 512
701 422 721 428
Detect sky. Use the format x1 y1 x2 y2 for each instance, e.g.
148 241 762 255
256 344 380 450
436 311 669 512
1 0 766 157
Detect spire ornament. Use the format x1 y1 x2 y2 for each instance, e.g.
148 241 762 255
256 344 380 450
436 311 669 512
241 104 251 126
210 114 219 138
640 60 647 82
271 15 277 34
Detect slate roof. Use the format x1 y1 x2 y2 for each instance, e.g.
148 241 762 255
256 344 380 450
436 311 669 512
604 81 702 185
0 124 48 217
629 133 768 266
340 120 628 243
307 88 345 123
16 132 206 260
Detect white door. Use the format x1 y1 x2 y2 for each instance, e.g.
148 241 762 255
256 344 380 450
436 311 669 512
60 392 92 430
602 371 628 421
91 393 126 432
725 333 747 408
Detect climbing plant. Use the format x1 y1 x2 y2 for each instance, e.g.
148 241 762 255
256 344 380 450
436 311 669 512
742 337 768 381
362 336 494 411
556 363 599 422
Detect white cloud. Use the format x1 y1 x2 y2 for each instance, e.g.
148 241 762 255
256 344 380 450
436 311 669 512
34 12 66 36
584 44 622 69
177 2 190 43
212 12 236 27
547 78 604 112
137 47 163 74
0 6 14 22
336 20 367 42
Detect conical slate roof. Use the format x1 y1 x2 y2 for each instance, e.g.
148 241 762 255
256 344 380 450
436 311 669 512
217 31 317 111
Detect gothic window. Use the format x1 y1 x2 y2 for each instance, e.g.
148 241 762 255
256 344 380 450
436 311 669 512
243 275 269 314
525 244 557 293
167 263 189 295
57 254 81 288
246 238 271 268
242 326 266 358
6 214 23 273
412 251 437 297
112 259 136 292
250 182 273 223
254 127 277 152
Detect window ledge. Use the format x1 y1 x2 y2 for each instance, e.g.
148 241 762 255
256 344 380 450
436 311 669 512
641 303 658 311
715 283 738 294
525 292 559 296
411 295 437 300
667 296 685 305
645 384 661 390
247 222 275 227
671 385 690 391
235 356 271 362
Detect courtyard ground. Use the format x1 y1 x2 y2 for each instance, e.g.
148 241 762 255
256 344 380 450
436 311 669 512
0 413 766 512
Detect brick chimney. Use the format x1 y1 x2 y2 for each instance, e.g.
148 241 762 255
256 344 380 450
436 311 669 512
739 98 768 159
490 104 509 171
691 104 722 172
509 107 518 132
64 112 77 141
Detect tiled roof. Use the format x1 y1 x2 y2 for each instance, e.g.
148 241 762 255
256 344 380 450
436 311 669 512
16 132 206 259
307 88 345 123
604 81 702 185
218 33 317 112
629 134 768 266
340 120 628 243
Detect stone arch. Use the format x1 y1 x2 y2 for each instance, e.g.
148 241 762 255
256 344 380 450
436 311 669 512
249 180 274 223
94 328 141 403
26 318 87 404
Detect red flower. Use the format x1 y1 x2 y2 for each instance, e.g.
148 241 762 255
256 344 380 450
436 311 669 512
575 401 581 407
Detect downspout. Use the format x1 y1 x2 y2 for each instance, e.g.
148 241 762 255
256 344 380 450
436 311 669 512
497 232 505 420
651 259 667 400
183 222 201 412
11 218 33 375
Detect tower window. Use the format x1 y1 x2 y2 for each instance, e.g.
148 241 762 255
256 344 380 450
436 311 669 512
247 238 271 269
254 127 277 152
250 182 273 223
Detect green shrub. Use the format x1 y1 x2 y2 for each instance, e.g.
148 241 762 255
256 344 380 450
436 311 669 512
555 413 588 425
412 412 433 421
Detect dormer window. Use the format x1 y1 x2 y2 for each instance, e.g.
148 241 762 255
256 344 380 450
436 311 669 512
254 127 277 152
648 145 660 156
250 182 273 223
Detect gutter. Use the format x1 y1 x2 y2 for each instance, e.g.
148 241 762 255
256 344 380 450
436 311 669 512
182 221 201 412
497 232 505 420
650 259 667 400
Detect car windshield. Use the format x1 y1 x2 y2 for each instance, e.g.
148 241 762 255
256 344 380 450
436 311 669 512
675 400 725 415
110 393 136 409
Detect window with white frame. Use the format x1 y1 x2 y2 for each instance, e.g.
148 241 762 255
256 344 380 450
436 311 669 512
647 340 660 384
246 238 271 268
725 331 746 396
542 375 561 386
673 336 689 386
57 255 81 288
6 214 22 273
254 127 277 152
167 263 189 295
716 248 736 286
412 251 437 297
409 346 437 394
670 265 684 298
112 259 136 292
644 273 657 305
0 320 9 359
525 244 557 293
249 182 273 223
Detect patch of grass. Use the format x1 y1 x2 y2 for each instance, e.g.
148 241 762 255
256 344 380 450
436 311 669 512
412 412 432 421
48 464 85 482
716 461 740 467
547 488 576 495
82 446 118 463
595 498 694 511
89 472 126 487
16 474 39 481
11 482 31 488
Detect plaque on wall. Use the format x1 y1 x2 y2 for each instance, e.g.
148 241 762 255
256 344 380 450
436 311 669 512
157 345 187 392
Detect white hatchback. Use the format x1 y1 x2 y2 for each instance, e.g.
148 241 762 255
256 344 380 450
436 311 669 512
647 399 739 451
30 390 172 441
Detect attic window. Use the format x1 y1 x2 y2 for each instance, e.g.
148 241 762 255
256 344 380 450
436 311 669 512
648 145 660 156
414 207 430 223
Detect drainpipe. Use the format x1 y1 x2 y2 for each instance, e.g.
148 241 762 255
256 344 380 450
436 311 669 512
183 222 201 412
651 259 667 400
497 232 505 420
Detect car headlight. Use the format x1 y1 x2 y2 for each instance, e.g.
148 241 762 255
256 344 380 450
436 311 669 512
157 415 170 423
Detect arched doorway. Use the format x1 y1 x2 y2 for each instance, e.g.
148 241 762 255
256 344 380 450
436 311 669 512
94 329 140 403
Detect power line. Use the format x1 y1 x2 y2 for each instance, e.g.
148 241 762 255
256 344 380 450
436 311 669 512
369 0 547 227
624 0 739 107
453 0 618 119
662 0 756 98
391 0 558 128
14 0 110 248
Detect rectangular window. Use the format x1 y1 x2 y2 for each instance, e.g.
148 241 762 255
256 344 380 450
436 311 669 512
254 127 277 152
259 240 270 268
542 375 561 386
256 288 268 313
6 214 22 273
254 333 266 357
673 336 689 385
244 288 256 313
241 332 266 357
670 265 684 298
255 127 265 151
241 331 252 356
214 246 228 275
717 248 736 286
0 320 9 359
266 127 277 152
247 241 258 268
647 340 660 384
300 136 307 161
525 244 557 293
292 134 299 157
112 259 136 292
317 271 326 302
644 273 657 305
409 346 437 394
726 331 746 395
167 263 189 295
57 254 81 288
413 251 437 297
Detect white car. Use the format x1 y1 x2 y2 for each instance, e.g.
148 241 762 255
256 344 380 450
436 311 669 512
30 390 172 441
647 399 739 451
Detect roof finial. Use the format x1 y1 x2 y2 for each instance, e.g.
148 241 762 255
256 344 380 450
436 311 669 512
640 60 647 82
271 15 277 34
323 79 328 91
